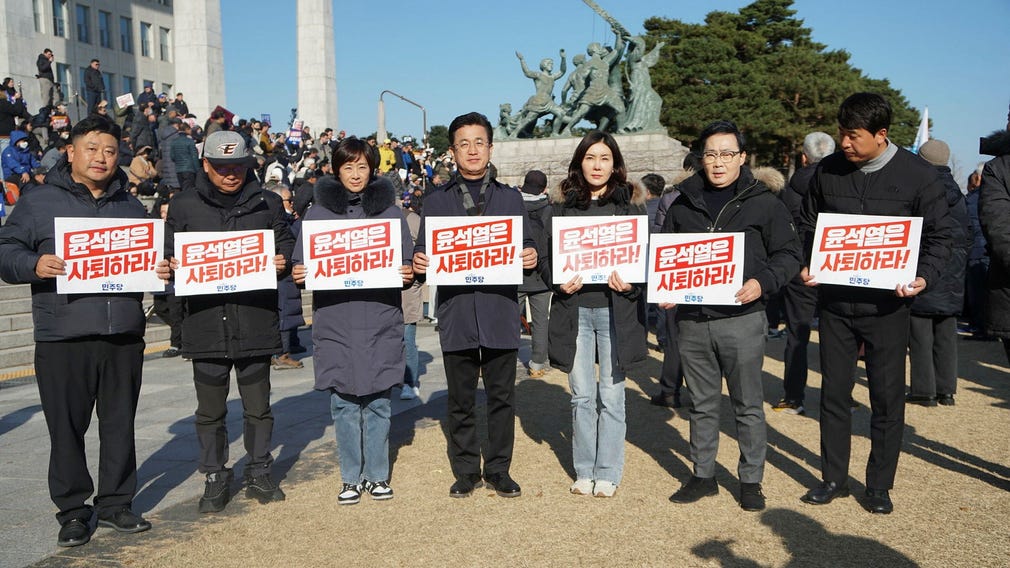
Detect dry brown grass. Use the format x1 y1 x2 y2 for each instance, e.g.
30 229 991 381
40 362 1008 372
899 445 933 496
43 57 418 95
106 333 1010 568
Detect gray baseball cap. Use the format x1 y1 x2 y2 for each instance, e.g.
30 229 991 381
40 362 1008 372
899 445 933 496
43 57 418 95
202 130 255 165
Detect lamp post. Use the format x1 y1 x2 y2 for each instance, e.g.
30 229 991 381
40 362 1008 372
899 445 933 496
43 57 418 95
377 90 427 149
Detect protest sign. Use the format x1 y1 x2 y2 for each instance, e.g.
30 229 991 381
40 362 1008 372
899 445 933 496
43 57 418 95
808 213 922 290
425 216 522 286
647 233 744 305
55 217 164 294
174 230 276 296
301 219 403 290
551 216 648 285
115 93 135 109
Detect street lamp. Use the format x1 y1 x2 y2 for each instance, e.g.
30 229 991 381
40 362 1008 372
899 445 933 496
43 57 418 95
377 90 427 149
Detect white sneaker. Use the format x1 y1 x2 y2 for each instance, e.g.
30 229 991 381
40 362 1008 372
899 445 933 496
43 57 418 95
593 480 618 498
412 386 421 398
570 479 594 495
400 386 417 400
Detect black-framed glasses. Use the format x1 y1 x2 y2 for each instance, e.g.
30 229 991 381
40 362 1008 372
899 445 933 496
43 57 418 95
702 150 742 164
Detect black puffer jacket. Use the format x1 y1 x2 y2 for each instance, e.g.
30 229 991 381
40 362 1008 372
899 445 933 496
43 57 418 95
662 166 802 321
978 129 1010 336
911 166 969 316
0 160 148 341
166 169 296 359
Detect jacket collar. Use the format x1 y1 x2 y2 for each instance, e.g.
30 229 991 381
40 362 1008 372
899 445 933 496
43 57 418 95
313 175 395 216
195 169 263 209
981 129 1010 157
46 158 130 201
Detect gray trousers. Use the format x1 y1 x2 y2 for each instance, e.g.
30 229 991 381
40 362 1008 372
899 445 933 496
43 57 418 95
678 311 767 483
518 290 551 370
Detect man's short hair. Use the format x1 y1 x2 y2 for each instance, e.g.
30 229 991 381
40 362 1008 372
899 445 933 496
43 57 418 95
448 112 494 145
90 58 100 65
70 115 121 142
698 120 745 152
838 92 891 134
641 173 666 197
802 131 836 163
43 48 53 55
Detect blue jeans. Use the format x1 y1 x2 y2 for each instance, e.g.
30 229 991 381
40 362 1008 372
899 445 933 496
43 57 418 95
403 323 419 387
569 306 626 484
330 389 392 484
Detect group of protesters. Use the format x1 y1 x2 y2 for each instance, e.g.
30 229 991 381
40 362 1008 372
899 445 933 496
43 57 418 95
3 83 1010 553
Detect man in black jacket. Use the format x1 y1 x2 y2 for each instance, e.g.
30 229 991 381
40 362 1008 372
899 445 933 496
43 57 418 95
159 130 295 513
798 93 952 514
0 116 152 547
662 120 801 512
83 59 104 114
36 48 55 109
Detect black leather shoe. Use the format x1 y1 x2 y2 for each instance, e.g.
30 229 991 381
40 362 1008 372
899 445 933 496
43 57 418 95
739 482 766 511
484 472 521 498
650 392 677 408
936 394 955 406
449 474 483 498
57 518 91 547
906 393 937 407
865 488 893 514
800 481 849 505
669 476 718 504
97 509 151 534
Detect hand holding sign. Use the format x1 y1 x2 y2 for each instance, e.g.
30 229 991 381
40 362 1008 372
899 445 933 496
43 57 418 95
35 254 66 278
735 278 762 305
292 264 307 285
895 276 926 297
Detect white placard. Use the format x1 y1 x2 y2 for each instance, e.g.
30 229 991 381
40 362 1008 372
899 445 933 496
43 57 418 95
808 213 922 290
647 232 745 305
552 215 648 285
55 217 165 294
115 93 135 108
174 230 276 296
301 218 403 290
425 216 522 286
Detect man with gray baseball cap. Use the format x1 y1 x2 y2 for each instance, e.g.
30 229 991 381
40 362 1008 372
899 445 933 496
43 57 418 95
157 129 295 513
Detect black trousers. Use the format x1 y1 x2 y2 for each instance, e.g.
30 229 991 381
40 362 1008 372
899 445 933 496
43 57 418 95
443 348 517 477
908 314 958 397
35 335 144 524
964 260 988 332
152 293 183 347
659 307 683 396
192 357 274 476
782 278 818 402
818 307 908 490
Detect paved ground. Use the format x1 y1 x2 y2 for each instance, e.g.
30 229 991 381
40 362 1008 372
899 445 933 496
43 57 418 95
0 321 488 568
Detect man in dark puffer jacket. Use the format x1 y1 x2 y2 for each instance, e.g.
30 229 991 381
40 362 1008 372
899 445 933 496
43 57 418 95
978 106 1010 364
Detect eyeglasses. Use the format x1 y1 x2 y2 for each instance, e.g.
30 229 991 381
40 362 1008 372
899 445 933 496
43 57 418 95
702 150 743 164
453 139 488 152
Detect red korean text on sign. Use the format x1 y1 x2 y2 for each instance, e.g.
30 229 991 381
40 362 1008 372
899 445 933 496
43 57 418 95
654 236 734 272
309 222 391 260
431 220 513 255
182 233 265 266
558 219 637 254
819 221 910 251
63 223 155 260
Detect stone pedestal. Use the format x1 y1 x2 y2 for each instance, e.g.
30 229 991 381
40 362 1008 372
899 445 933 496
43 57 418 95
297 0 338 133
174 0 226 121
492 132 690 189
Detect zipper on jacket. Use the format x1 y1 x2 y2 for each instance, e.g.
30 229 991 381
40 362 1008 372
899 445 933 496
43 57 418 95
710 180 758 232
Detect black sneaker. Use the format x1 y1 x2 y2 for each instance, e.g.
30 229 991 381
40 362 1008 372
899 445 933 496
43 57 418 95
739 482 766 511
669 476 718 503
484 472 521 498
245 472 286 503
906 393 938 407
199 470 233 513
97 508 152 533
338 483 362 505
363 479 394 500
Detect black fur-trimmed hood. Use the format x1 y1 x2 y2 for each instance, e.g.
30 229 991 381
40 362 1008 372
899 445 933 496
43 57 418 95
313 175 396 216
980 129 1010 157
548 180 647 209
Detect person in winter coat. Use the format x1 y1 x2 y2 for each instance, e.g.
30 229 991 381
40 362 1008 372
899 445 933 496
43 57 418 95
2 130 41 186
906 139 971 406
128 145 158 187
291 138 414 504
964 169 990 339
978 107 1010 364
663 120 801 512
401 195 424 400
156 120 182 189
547 131 648 498
518 169 553 379
268 184 304 370
0 116 152 547
158 130 295 514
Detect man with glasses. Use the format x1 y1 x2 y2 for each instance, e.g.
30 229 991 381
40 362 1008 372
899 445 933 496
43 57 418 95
412 112 538 498
661 120 801 512
158 130 295 513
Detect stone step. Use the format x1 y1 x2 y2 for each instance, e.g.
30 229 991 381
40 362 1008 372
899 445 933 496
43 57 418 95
0 323 172 376
0 284 31 301
0 329 34 350
0 313 34 332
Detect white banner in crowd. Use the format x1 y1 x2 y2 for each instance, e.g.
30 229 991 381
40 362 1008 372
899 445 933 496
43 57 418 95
551 216 648 285
647 232 745 305
301 219 403 290
425 216 522 286
55 217 164 294
115 93 135 109
808 213 922 290
173 230 276 296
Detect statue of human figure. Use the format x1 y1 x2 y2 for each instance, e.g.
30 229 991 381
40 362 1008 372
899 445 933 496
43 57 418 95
560 53 589 106
558 31 626 135
493 103 517 140
620 35 666 133
510 49 567 137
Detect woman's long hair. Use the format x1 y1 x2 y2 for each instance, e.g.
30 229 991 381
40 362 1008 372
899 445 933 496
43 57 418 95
558 130 630 209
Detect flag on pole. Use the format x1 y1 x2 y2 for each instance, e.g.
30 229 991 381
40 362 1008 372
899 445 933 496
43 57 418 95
912 107 929 154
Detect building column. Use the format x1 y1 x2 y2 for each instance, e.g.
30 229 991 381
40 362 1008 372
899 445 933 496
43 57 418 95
296 0 338 134
173 0 226 121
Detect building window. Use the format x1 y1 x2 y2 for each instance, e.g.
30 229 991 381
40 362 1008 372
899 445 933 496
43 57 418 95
159 27 171 62
123 76 135 97
140 22 151 57
161 83 173 96
98 11 112 48
75 4 90 44
33 0 43 33
52 0 67 37
101 72 114 99
120 16 133 53
55 63 70 93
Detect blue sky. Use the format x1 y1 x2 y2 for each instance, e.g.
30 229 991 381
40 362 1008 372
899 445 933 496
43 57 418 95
220 0 1009 180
